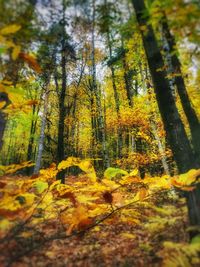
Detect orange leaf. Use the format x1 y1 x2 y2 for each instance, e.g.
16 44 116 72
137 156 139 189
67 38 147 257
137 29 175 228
26 100 38 106
60 192 77 206
19 52 42 73
77 218 93 231
112 192 124 207
138 188 148 200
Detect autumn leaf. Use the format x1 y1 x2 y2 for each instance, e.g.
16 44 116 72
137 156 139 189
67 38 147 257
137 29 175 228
12 45 21 60
66 205 91 235
58 157 97 182
0 24 21 35
0 161 34 175
138 188 148 201
112 192 124 207
57 157 79 170
103 191 113 204
171 169 200 189
59 191 77 206
120 232 136 239
19 52 42 73
78 160 97 182
104 167 128 180
33 180 48 194
26 100 38 106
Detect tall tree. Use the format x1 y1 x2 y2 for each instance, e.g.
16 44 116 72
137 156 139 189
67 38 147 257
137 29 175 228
132 0 200 231
160 12 200 161
34 84 49 174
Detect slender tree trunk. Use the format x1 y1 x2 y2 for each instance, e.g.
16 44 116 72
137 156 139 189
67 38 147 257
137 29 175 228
0 93 11 151
132 0 200 233
56 0 68 183
27 104 38 161
34 88 49 174
0 112 6 151
122 53 134 106
56 48 67 183
151 121 170 175
107 33 122 158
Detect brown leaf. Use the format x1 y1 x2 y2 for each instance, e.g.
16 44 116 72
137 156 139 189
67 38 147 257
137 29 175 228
103 191 113 204
19 52 42 73
60 191 77 206
0 181 6 189
77 218 93 231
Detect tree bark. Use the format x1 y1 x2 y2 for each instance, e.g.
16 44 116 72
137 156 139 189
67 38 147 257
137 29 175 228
27 104 38 162
161 14 200 161
34 88 49 174
0 92 11 151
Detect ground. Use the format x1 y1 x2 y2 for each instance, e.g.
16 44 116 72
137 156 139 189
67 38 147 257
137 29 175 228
0 169 199 267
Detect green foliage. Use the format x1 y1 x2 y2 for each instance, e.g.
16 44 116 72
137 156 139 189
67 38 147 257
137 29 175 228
104 167 128 180
33 180 48 194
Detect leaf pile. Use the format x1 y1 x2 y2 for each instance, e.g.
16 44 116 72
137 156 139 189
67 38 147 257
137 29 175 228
0 158 200 266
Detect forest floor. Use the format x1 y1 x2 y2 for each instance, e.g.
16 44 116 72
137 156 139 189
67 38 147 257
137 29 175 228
0 170 199 267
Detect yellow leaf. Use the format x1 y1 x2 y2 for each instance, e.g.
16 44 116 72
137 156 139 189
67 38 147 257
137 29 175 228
0 24 21 35
78 160 97 182
102 179 119 190
76 195 98 204
57 157 79 170
120 232 136 239
0 101 6 109
171 169 200 188
0 161 34 174
12 45 21 60
129 169 139 176
66 205 92 234
58 157 97 182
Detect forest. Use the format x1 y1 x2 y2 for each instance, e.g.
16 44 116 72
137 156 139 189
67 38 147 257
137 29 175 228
0 0 200 266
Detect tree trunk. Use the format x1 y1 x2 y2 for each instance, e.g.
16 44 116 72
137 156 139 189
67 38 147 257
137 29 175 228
161 14 200 160
107 34 122 159
0 93 11 151
56 46 67 183
151 120 170 175
34 88 49 174
56 0 68 183
132 0 200 232
27 104 38 161
0 112 6 151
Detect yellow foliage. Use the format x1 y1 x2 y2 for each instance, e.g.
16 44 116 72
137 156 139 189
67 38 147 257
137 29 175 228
11 45 21 60
0 161 34 175
158 241 200 267
171 169 200 190
0 24 21 35
58 157 97 182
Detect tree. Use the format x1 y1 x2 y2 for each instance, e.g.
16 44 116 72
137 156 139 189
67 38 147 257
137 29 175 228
132 0 200 232
161 12 200 161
